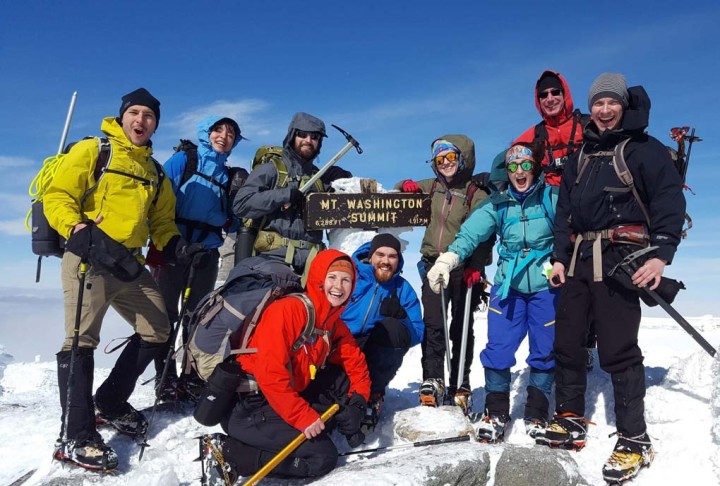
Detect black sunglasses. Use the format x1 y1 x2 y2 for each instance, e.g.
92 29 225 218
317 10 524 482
538 88 563 99
296 130 322 141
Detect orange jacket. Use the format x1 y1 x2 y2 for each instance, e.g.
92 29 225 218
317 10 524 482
514 70 585 187
237 249 371 432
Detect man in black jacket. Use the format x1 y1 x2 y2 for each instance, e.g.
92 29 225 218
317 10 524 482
545 73 685 483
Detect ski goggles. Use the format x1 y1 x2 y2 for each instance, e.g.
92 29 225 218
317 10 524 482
296 130 323 141
538 88 562 99
507 161 534 173
433 151 460 166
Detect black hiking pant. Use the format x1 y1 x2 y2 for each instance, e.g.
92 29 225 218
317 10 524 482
420 263 482 388
221 365 351 479
355 317 411 397
553 255 647 435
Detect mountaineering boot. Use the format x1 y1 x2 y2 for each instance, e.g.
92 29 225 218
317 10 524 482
602 432 654 484
523 418 547 443
544 412 590 450
419 378 445 407
362 392 384 431
95 400 149 438
200 433 238 486
475 411 510 443
452 386 473 414
53 433 119 472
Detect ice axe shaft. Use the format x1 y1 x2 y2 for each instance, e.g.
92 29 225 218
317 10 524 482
612 246 717 359
339 434 470 456
241 404 340 485
299 124 362 193
57 91 78 154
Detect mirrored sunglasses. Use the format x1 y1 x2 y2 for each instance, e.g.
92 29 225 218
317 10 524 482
433 151 460 165
538 88 562 100
296 130 322 141
507 161 534 173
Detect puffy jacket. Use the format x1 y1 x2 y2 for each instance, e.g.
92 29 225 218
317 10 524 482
449 182 557 298
553 86 686 265
236 249 371 432
164 116 241 248
514 70 586 187
400 134 490 262
341 241 424 346
43 117 179 251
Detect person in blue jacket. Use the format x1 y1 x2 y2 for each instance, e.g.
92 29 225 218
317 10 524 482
148 115 246 399
427 142 557 443
341 233 424 428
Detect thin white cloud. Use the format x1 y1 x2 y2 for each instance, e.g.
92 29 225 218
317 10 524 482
164 99 276 140
0 155 34 168
0 218 29 236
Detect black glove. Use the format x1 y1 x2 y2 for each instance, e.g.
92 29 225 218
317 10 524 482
174 237 210 267
345 430 365 448
379 289 408 320
288 187 305 205
335 392 367 436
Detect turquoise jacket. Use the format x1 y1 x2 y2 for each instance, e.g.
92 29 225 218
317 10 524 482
449 183 557 299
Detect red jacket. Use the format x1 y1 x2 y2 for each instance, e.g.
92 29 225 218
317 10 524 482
237 249 371 432
514 70 585 187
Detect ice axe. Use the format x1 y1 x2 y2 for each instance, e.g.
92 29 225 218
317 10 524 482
299 124 362 193
609 246 717 359
339 434 471 456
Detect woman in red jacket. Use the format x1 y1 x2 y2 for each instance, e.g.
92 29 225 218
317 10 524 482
204 249 370 482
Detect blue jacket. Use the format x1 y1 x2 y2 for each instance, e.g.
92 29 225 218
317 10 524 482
164 116 241 249
341 241 424 346
449 183 557 299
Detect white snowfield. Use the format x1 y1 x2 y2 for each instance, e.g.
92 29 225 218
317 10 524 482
1 314 719 485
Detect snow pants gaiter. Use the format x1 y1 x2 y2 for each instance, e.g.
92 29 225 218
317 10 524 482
94 333 164 414
421 263 482 387
57 348 96 442
221 365 351 479
356 317 410 397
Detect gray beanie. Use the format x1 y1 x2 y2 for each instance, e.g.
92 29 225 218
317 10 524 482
588 73 629 110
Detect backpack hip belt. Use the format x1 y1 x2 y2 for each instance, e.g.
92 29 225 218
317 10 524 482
567 224 649 282
254 229 325 265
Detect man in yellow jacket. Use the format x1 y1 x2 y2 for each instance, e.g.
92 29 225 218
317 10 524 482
43 88 190 472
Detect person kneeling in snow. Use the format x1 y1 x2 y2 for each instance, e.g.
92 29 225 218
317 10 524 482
341 233 424 430
202 249 371 482
427 142 558 444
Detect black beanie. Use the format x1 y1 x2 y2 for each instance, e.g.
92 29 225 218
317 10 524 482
537 74 563 95
119 88 161 126
369 233 401 257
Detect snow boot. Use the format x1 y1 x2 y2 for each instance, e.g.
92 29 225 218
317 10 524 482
475 411 510 443
544 412 590 450
362 392 383 431
602 432 654 484
419 378 445 407
523 418 547 443
451 386 473 414
53 433 118 472
95 400 148 438
200 433 238 486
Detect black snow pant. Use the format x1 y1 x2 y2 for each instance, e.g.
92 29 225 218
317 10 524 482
553 253 647 436
421 262 482 389
355 317 411 397
221 365 351 479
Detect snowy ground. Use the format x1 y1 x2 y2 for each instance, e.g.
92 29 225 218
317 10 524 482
1 303 719 485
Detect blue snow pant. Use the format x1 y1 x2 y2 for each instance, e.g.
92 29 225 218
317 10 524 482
481 286 557 420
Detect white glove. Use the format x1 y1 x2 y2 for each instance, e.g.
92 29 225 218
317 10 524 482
427 252 460 294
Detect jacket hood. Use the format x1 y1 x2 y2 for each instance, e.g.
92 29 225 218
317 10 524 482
352 240 405 278
306 249 356 326
584 85 650 146
431 134 475 187
534 70 575 126
102 117 154 155
282 112 327 148
196 115 241 162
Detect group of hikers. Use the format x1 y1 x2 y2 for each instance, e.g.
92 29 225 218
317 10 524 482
42 68 686 485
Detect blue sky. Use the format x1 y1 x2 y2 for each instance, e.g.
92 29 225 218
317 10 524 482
1 1 718 316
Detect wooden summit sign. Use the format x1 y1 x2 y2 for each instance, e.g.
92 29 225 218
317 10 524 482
304 193 431 229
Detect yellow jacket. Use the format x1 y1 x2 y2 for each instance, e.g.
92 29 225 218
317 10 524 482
43 117 179 250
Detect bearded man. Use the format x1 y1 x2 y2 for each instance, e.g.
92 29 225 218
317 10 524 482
340 233 424 429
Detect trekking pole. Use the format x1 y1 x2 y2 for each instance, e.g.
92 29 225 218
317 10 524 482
455 284 473 393
241 404 340 486
439 278 452 375
339 434 471 456
138 252 204 460
299 124 362 193
61 258 89 447
610 246 717 359
58 91 78 153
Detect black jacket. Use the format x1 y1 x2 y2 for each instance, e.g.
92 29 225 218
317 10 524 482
553 86 686 266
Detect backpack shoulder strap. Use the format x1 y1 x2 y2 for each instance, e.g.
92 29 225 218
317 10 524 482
613 138 651 226
80 137 113 207
177 139 199 189
271 157 289 189
289 293 317 351
151 158 165 206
